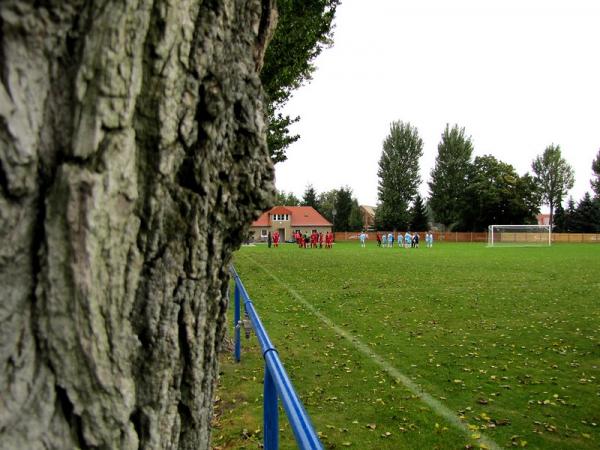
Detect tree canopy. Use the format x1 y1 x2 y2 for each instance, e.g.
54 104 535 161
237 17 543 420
376 121 423 230
318 189 337 224
275 190 300 206
531 144 575 227
428 124 474 230
348 199 364 231
261 0 340 163
460 155 540 230
333 186 354 232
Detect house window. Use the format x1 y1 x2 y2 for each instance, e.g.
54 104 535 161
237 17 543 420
261 229 268 238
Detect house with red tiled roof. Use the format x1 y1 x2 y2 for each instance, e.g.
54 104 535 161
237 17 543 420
250 206 332 242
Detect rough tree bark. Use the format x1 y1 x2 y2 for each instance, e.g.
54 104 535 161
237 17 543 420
0 1 275 448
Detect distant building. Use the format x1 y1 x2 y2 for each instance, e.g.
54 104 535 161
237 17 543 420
536 213 551 226
250 206 332 242
360 205 376 230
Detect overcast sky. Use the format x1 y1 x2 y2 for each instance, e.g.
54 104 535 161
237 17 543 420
274 0 600 208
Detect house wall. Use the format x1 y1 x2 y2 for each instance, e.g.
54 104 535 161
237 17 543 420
270 219 292 241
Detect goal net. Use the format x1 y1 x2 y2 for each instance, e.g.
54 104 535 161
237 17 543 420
488 224 552 247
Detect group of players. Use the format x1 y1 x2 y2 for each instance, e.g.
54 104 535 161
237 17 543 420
359 231 434 248
293 230 334 249
267 230 434 249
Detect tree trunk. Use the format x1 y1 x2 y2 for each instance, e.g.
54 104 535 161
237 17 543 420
0 1 275 449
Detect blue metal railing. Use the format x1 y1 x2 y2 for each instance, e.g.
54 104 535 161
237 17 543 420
229 265 323 450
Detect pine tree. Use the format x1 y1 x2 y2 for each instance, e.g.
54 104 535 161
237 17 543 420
302 184 320 210
564 197 577 232
573 193 600 232
376 121 423 230
410 194 429 231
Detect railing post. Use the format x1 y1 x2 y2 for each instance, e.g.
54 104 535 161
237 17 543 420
264 365 279 450
234 283 241 363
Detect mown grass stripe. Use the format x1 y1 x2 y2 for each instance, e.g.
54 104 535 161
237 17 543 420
246 255 502 450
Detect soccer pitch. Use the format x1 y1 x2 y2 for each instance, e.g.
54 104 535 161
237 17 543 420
213 242 600 449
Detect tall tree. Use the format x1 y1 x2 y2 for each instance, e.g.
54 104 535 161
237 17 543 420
261 0 340 162
531 144 575 227
428 124 474 230
0 1 276 449
376 121 423 230
302 184 320 210
410 194 429 231
592 148 600 197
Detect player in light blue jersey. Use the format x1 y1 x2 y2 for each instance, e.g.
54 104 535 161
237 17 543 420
359 231 367 248
426 232 434 248
404 232 412 248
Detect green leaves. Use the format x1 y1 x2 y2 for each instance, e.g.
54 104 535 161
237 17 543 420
261 0 340 162
429 124 474 229
376 121 424 230
531 144 575 226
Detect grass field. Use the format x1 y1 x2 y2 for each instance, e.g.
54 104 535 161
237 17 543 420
212 242 599 449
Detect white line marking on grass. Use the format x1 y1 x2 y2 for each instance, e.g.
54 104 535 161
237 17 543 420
247 258 502 450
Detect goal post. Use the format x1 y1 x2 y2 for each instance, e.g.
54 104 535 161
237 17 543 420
487 224 552 247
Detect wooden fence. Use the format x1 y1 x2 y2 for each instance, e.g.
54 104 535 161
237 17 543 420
333 231 600 243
